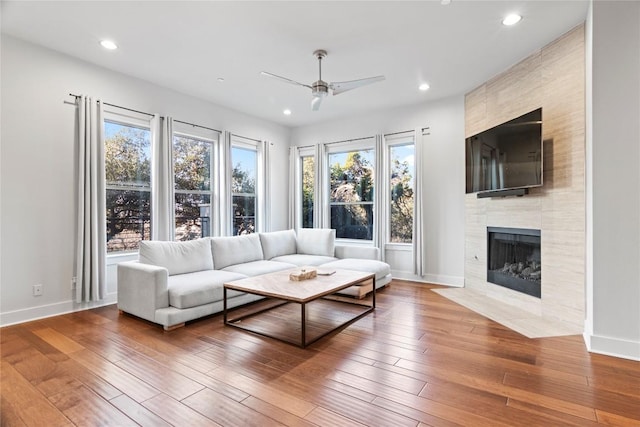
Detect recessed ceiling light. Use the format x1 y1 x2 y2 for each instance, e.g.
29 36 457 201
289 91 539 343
283 109 292 116
100 40 118 50
419 83 430 91
502 14 522 26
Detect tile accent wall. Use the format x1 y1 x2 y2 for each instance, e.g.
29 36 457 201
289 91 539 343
464 24 586 328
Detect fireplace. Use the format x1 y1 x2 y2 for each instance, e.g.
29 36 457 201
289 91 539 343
487 227 541 298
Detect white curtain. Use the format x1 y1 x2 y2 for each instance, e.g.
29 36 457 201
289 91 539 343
219 131 233 235
313 143 327 228
413 127 428 276
374 135 386 261
151 115 174 241
258 140 271 232
287 146 299 229
75 96 106 303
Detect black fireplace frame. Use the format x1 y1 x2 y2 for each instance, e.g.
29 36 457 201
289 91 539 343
487 227 541 298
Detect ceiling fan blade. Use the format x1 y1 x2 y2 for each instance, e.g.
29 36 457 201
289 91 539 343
330 75 385 96
261 71 311 89
311 95 323 111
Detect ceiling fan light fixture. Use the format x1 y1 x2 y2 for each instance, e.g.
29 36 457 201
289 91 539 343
502 14 522 26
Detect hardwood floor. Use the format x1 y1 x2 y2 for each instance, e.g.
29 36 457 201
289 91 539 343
2 280 639 426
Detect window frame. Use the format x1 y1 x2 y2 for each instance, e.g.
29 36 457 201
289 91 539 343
384 132 416 248
103 111 153 257
325 138 376 243
297 146 315 229
230 138 260 235
172 128 218 241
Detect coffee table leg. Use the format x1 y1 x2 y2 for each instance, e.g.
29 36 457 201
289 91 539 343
223 287 228 324
301 303 306 348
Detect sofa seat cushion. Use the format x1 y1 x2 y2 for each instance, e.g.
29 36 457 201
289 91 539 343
221 260 296 277
139 238 213 276
271 254 338 267
211 234 264 270
168 270 247 309
259 230 297 259
319 258 391 281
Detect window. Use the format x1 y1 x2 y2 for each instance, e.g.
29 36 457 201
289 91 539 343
173 134 214 240
329 148 375 240
389 142 415 243
301 155 315 228
104 120 151 252
231 145 257 235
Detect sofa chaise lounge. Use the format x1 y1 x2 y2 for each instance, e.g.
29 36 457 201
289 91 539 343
117 228 391 330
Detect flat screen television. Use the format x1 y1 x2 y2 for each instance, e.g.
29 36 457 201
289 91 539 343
465 108 543 195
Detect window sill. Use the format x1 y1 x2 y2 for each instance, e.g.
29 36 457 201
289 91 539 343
107 251 137 266
385 243 413 252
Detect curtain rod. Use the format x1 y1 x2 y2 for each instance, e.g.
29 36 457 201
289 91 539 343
174 119 221 134
69 93 154 117
69 93 221 133
231 133 262 144
324 135 375 146
384 129 413 138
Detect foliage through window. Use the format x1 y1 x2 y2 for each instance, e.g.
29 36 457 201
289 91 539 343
301 155 314 228
104 121 151 252
173 135 213 240
232 146 257 235
389 143 415 243
329 149 374 240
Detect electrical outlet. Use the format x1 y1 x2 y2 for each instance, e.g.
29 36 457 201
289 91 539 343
33 284 43 296
71 276 77 290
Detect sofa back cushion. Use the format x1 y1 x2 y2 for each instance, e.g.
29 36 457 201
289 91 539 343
259 229 297 260
139 238 213 276
211 234 264 270
296 228 336 257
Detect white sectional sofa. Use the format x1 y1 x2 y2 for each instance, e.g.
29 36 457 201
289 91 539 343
117 228 391 330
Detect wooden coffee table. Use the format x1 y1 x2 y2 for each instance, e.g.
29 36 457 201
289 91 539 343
223 268 375 348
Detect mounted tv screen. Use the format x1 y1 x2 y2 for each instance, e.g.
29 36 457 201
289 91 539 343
465 108 542 194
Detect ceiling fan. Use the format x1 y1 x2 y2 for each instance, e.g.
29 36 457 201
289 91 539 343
261 49 385 111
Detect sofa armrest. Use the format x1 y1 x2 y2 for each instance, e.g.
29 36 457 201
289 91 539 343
335 244 380 261
117 261 169 323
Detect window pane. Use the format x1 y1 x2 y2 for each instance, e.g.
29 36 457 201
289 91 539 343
390 144 415 243
331 204 374 240
233 195 255 235
173 136 211 191
106 189 151 252
105 122 151 187
329 150 374 203
175 193 211 240
231 146 256 194
329 148 374 240
231 145 257 234
105 121 152 253
301 156 314 228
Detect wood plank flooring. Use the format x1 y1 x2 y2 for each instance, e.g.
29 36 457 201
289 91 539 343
1 280 639 426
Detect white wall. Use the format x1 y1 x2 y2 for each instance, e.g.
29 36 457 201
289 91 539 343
586 1 640 360
0 35 291 326
291 97 466 286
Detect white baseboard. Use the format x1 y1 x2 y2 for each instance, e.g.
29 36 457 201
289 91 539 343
584 331 640 361
0 292 118 327
391 270 464 287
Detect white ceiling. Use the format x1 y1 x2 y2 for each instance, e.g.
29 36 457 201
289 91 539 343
1 1 589 128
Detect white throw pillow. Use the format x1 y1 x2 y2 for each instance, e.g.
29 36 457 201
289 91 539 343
259 229 297 259
296 228 336 257
138 238 213 276
210 234 264 270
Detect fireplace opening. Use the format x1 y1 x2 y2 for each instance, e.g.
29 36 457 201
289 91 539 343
487 227 541 298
